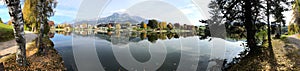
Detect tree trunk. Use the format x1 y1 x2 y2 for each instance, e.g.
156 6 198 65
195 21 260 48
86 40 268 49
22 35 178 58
37 0 45 54
279 22 282 35
244 0 257 51
267 0 272 48
4 0 28 66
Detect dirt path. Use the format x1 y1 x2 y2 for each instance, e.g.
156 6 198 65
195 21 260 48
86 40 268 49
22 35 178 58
0 31 37 56
272 39 293 70
272 34 300 70
286 35 300 48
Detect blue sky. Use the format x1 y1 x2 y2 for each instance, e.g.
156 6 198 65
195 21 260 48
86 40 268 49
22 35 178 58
0 0 292 25
0 0 293 26
0 0 209 24
0 0 214 26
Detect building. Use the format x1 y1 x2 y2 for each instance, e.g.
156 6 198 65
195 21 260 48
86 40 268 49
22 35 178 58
174 23 180 29
48 21 55 29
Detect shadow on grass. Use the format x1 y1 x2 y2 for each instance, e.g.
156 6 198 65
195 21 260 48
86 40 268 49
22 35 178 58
282 37 300 70
225 46 278 70
226 36 300 70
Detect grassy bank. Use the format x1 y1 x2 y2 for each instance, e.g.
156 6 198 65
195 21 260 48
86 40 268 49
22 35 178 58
0 24 14 42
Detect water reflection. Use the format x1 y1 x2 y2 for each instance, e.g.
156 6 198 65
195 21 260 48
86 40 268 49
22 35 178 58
73 30 197 43
50 30 246 71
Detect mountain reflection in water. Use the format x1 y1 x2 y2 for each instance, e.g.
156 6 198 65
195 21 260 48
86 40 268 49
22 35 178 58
50 30 246 71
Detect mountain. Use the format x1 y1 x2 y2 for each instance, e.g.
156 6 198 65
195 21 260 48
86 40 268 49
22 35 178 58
75 13 145 25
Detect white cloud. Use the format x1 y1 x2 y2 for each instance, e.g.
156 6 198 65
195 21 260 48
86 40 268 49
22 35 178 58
110 9 127 13
0 0 2 2
56 0 82 9
55 8 77 18
181 8 193 15
0 0 4 5
178 3 205 26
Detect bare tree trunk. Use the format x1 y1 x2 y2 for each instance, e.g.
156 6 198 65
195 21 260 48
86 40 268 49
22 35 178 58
244 0 257 50
37 0 45 54
4 0 28 66
267 0 272 48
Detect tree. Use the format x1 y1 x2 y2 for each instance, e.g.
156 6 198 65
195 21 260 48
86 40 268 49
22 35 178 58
217 0 264 50
0 17 3 23
158 22 161 29
4 0 28 66
292 0 300 30
140 21 147 29
147 19 158 29
288 0 300 34
23 0 57 33
7 20 12 25
115 23 121 30
207 0 222 25
125 22 131 29
207 0 225 39
267 0 290 47
217 0 291 50
161 21 167 30
288 23 299 35
36 0 57 53
23 0 38 32
167 23 173 30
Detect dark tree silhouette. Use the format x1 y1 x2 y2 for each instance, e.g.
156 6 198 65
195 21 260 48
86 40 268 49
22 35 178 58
217 0 257 50
217 0 291 51
147 19 158 29
0 17 3 23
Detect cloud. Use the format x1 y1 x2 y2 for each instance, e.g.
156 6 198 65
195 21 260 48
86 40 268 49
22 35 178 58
110 9 127 13
181 8 194 15
56 0 83 9
55 8 77 19
0 0 6 9
178 3 205 26
180 4 198 15
0 1 4 5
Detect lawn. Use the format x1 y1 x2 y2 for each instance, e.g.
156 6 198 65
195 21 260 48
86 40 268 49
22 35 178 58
0 23 14 42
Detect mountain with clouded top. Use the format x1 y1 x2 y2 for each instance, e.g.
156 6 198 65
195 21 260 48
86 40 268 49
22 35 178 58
75 13 146 25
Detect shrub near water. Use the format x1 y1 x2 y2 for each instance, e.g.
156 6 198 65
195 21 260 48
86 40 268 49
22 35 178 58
0 23 14 42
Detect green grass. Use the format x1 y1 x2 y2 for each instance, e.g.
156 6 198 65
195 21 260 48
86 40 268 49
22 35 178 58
0 23 14 42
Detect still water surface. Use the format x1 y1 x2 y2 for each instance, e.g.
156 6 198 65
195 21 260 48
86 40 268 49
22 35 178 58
50 31 246 71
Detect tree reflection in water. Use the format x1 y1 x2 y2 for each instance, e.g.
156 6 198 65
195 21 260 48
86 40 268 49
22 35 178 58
72 30 200 43
55 30 249 70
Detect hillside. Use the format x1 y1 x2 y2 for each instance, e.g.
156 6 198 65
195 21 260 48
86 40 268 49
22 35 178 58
0 23 14 42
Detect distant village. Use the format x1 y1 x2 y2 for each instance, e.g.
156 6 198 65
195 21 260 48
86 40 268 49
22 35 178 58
54 20 202 33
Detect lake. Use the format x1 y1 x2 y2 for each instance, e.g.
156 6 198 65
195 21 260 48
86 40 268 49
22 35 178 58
50 30 246 71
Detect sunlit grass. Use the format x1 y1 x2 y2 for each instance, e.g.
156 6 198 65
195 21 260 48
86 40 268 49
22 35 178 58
0 23 14 42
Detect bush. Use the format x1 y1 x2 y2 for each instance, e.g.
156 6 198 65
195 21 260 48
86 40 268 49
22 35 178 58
107 28 114 31
288 23 299 35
